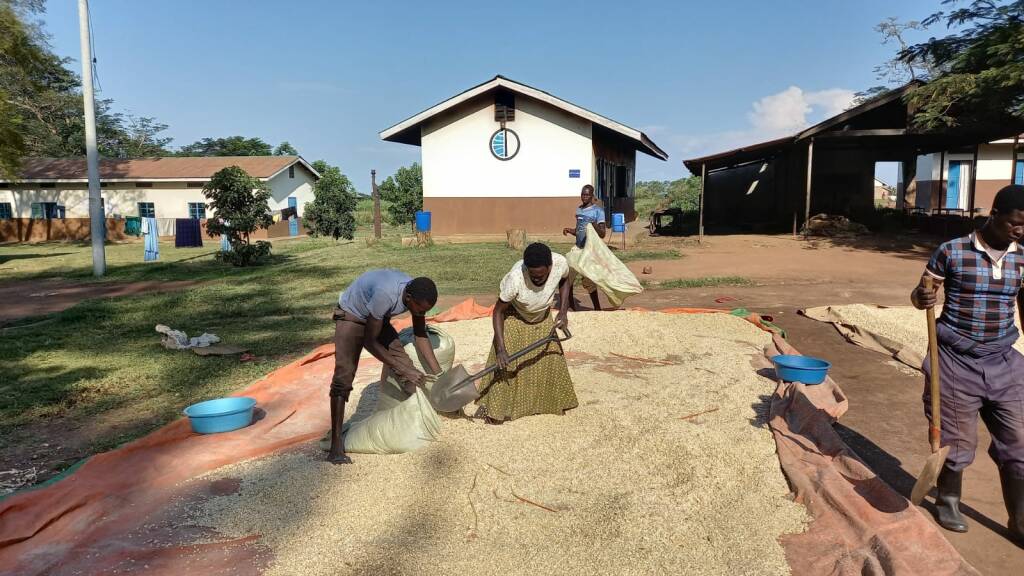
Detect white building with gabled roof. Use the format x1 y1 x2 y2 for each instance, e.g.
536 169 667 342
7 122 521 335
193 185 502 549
380 75 667 236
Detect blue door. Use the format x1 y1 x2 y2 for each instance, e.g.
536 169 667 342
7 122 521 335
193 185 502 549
1015 160 1024 186
946 161 961 209
288 197 298 236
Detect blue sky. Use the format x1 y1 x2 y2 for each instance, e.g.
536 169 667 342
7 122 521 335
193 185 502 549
40 0 941 190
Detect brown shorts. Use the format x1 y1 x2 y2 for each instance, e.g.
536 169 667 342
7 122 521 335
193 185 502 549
330 307 416 401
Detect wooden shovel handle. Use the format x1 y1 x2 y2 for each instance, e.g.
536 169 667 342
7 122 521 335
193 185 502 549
924 277 942 453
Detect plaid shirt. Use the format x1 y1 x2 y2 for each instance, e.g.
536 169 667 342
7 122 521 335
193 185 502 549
926 233 1024 343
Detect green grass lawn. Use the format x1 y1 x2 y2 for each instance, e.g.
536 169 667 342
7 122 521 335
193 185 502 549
0 235 549 454
614 249 682 263
641 276 754 289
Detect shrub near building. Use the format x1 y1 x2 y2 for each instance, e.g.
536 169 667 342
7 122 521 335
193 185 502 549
204 166 274 266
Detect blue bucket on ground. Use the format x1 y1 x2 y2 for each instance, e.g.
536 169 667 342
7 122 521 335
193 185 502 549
415 210 431 232
183 397 257 434
612 212 626 233
771 355 831 385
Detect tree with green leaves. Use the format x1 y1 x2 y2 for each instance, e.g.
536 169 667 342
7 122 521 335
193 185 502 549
203 166 274 266
901 0 1024 130
178 136 273 157
378 162 423 226
635 177 702 214
1 0 172 176
852 17 942 106
273 141 298 156
97 114 172 158
304 160 358 241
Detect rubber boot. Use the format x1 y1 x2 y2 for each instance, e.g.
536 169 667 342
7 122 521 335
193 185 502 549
934 465 968 533
1000 468 1024 546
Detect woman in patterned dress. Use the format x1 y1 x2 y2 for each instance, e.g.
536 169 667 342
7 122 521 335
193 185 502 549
476 243 579 424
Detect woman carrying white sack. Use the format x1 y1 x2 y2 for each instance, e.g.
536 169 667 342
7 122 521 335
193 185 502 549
562 184 643 309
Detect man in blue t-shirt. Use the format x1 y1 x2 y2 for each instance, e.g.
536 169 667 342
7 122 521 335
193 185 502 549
562 184 607 310
329 270 441 464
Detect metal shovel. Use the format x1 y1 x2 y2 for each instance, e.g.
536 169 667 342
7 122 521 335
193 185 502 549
428 325 572 413
911 276 951 505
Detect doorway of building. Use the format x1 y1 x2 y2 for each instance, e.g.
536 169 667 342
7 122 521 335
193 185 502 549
946 160 972 210
873 162 899 209
288 197 298 236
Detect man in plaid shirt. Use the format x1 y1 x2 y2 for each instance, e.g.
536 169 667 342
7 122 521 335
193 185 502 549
912 184 1024 545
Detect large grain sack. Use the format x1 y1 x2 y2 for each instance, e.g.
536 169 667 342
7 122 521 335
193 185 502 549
565 223 643 307
376 326 455 412
320 325 454 453
343 387 441 454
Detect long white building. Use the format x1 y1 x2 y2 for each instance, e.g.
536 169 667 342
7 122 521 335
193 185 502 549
0 156 317 220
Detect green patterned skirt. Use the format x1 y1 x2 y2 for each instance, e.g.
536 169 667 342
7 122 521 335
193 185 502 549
476 311 578 421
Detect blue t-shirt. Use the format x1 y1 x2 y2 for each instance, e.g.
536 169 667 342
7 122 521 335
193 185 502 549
338 269 412 320
575 204 606 248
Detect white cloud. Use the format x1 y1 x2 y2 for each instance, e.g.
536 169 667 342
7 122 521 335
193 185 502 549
648 85 857 175
746 86 856 139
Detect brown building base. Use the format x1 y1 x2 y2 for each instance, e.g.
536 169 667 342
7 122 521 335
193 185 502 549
422 197 638 236
0 218 301 243
0 218 129 243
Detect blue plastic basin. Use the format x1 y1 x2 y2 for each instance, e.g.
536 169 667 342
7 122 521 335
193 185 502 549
183 397 256 434
771 354 831 385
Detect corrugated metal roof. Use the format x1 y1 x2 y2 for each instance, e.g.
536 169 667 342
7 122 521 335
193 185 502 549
5 156 319 181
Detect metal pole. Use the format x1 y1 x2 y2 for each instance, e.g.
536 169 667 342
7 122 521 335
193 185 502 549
698 163 706 244
804 139 814 229
78 0 105 276
371 169 381 239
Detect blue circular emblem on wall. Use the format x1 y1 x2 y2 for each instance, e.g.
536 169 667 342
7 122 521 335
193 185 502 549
490 128 520 161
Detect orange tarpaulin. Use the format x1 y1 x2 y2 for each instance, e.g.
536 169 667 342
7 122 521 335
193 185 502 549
764 334 979 575
0 299 976 575
391 298 494 332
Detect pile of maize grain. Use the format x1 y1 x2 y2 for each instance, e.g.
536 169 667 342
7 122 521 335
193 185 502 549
187 311 807 575
822 304 1024 359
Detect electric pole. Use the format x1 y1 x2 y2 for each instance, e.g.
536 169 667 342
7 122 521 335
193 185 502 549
78 0 105 276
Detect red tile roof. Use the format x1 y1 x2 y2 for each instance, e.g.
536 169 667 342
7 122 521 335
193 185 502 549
8 156 314 181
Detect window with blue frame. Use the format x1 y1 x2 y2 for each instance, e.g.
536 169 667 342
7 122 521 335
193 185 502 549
138 202 155 218
1015 160 1023 186
30 202 60 219
0 202 11 219
188 202 206 220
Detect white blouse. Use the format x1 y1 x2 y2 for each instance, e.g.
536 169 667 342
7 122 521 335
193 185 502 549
498 253 570 323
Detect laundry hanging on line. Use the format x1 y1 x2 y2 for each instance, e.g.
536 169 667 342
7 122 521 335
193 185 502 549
174 219 204 248
124 217 142 237
142 217 160 262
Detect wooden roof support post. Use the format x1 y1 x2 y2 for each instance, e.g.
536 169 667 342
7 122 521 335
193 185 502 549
804 139 814 232
698 162 706 244
900 153 916 212
969 144 979 216
1012 134 1020 183
371 169 381 240
937 151 945 214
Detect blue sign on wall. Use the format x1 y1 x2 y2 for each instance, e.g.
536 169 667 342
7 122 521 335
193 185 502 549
569 169 581 178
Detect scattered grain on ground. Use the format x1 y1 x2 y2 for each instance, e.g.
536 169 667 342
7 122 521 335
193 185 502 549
186 311 807 576
823 304 1024 359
